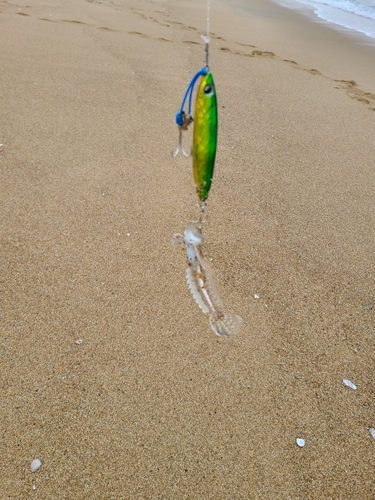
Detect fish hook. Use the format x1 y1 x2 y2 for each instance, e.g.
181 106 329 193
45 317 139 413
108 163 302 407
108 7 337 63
171 111 193 158
172 68 207 159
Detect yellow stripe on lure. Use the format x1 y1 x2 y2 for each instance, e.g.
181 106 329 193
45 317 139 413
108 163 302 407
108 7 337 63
173 68 218 203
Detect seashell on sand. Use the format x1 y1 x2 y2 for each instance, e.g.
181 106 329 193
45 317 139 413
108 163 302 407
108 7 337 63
30 459 42 472
343 379 357 390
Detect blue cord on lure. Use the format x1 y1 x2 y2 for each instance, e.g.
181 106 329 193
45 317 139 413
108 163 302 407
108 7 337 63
175 67 208 128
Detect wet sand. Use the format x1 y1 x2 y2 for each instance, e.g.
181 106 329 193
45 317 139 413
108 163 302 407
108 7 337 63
1 0 375 497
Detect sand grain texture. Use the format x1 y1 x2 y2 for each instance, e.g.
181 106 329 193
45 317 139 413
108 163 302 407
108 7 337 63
1 0 375 498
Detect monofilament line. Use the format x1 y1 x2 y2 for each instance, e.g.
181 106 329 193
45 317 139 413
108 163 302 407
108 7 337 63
202 0 211 70
206 0 210 43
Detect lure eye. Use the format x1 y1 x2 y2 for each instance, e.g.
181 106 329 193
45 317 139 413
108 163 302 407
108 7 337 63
203 84 214 96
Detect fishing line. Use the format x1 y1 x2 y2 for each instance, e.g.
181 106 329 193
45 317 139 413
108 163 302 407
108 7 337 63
172 0 243 337
202 0 210 69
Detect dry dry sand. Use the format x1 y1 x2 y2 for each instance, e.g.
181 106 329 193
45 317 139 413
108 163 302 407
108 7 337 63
1 0 375 497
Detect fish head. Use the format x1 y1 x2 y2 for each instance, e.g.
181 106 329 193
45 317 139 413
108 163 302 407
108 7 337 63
198 72 216 103
184 223 203 247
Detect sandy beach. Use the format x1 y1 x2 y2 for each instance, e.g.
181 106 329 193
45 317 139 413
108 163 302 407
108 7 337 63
1 0 375 497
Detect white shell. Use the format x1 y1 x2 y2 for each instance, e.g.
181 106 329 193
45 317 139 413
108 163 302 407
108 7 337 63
343 379 357 390
30 459 42 472
369 428 375 439
75 339 83 345
296 438 305 447
254 294 259 299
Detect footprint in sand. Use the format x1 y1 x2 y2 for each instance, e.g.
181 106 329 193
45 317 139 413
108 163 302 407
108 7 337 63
236 41 257 48
99 26 118 32
61 19 88 25
220 47 253 57
335 79 375 107
252 50 275 57
128 31 149 38
126 8 375 113
306 68 322 75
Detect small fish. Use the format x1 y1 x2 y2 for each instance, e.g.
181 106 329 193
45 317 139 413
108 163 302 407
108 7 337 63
173 223 242 337
193 72 218 202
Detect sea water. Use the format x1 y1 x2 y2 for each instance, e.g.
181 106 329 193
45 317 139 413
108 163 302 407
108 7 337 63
275 0 375 39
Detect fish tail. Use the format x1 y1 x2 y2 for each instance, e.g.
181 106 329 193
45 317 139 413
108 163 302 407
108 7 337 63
209 311 242 337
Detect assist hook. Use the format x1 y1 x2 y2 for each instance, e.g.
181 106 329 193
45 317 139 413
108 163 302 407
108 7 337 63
172 67 208 158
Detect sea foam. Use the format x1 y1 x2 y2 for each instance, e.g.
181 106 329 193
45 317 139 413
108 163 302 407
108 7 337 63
274 0 375 39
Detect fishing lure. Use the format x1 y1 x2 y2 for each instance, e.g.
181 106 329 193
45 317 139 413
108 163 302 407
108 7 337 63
193 72 218 202
172 2 242 337
172 224 242 337
173 68 218 203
